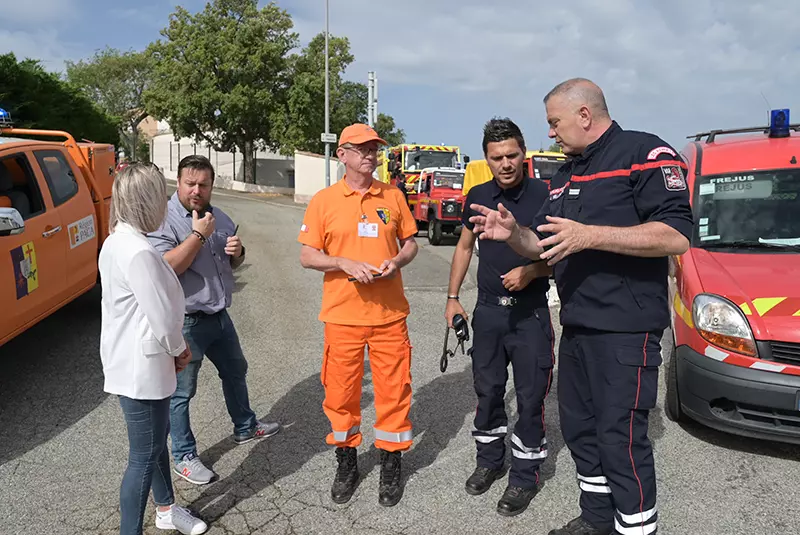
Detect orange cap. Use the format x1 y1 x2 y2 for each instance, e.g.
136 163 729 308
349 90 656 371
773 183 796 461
338 123 387 147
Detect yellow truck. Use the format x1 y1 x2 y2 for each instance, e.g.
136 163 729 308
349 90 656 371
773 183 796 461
463 150 567 195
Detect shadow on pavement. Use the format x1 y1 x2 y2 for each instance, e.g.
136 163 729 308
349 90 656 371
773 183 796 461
190 371 375 519
0 287 107 466
674 416 800 461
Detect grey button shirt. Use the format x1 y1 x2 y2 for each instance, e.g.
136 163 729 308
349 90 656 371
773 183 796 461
147 192 237 314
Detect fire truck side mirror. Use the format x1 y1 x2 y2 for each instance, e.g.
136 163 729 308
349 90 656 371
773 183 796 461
463 155 471 164
388 160 395 172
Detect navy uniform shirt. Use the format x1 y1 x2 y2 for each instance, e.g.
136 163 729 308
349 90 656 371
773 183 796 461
533 121 694 332
463 177 551 304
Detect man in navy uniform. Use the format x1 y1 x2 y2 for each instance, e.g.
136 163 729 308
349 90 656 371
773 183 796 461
445 118 555 517
469 79 693 535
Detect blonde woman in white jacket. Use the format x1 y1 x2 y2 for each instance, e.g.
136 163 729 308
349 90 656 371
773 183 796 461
99 163 207 535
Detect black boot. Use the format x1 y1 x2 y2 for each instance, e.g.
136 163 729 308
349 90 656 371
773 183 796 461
465 466 504 495
548 516 613 535
378 449 403 507
331 447 359 504
496 485 538 516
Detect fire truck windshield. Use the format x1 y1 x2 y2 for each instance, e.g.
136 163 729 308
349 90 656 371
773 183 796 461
432 171 464 189
693 169 800 250
532 157 565 180
404 150 458 171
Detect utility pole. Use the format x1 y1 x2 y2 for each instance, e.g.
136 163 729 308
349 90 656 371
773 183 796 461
323 0 331 187
374 72 379 124
367 71 379 126
367 71 375 127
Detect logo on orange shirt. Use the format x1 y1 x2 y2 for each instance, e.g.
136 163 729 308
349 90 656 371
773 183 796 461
376 208 391 225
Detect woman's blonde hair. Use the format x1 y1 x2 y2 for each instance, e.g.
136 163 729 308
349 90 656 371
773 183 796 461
109 163 168 234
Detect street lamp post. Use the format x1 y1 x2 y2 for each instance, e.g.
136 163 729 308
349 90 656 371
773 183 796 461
323 0 331 188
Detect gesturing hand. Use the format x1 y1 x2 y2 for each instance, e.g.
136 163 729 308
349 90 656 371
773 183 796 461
338 258 381 284
468 203 518 242
536 216 596 266
192 209 215 239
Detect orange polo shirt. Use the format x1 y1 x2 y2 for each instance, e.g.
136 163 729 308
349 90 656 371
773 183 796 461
298 178 418 326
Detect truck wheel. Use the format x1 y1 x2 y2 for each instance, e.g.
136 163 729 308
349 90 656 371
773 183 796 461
665 335 685 422
428 220 443 245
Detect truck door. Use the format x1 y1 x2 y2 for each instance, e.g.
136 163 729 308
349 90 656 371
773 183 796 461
0 152 67 343
32 149 98 299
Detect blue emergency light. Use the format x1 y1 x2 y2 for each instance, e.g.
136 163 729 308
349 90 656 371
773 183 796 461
0 108 11 127
769 108 790 138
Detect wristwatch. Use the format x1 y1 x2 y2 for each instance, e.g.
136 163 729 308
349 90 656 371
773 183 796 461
447 295 459 300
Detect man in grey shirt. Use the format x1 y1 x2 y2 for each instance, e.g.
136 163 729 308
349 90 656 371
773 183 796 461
148 155 280 485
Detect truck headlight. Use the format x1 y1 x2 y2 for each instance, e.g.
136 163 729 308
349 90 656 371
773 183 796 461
692 293 756 357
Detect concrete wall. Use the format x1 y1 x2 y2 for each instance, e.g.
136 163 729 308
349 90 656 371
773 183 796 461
293 151 344 204
150 133 295 194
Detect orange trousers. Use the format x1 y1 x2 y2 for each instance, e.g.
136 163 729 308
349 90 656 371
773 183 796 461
321 318 413 452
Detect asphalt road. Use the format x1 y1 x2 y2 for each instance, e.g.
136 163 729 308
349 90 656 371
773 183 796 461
1 189 799 535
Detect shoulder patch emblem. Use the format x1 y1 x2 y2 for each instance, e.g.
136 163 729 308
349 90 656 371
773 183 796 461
647 146 677 160
376 208 391 225
300 224 309 233
549 183 568 200
661 165 687 191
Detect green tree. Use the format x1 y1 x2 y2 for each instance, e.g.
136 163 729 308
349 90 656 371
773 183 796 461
144 0 297 183
66 47 153 160
547 142 562 153
275 33 404 154
375 113 405 147
0 53 118 144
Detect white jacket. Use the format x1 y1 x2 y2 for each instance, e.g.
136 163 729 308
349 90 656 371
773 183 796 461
99 222 187 400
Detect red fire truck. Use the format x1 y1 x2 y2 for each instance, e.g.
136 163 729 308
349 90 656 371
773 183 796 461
411 167 465 245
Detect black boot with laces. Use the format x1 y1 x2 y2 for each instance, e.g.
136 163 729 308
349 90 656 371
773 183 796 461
331 447 359 504
378 449 403 507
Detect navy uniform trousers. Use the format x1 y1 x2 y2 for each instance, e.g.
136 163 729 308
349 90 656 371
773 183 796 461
470 299 555 489
559 327 663 535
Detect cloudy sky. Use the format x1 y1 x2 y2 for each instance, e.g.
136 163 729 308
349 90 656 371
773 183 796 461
2 0 799 158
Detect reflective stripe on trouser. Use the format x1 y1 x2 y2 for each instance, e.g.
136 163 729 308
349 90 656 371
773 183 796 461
321 319 413 452
470 303 554 488
558 327 663 533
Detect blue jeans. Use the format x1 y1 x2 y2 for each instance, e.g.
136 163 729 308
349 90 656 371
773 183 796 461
119 396 174 535
170 309 257 462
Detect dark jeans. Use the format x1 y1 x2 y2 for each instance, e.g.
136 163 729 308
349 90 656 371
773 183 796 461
170 309 257 462
119 395 174 535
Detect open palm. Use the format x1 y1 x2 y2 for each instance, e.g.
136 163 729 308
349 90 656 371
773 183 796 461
469 203 517 241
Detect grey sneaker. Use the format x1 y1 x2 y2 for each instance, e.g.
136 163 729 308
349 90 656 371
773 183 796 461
233 420 281 445
173 453 215 485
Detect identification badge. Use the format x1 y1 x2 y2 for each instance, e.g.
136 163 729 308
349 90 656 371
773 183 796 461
358 222 379 238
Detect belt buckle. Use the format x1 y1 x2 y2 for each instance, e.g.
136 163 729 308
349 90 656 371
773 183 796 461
498 296 517 307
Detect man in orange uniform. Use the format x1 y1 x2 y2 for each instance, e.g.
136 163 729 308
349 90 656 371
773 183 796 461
298 123 419 507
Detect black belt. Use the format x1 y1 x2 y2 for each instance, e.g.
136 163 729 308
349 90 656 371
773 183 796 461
186 309 220 318
477 293 547 309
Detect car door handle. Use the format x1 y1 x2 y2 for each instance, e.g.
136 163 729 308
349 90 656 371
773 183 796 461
42 226 62 238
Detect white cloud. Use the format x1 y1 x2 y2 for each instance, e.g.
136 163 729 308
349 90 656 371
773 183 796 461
0 28 83 72
291 0 800 146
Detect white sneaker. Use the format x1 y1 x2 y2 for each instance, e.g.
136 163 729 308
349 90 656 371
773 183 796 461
155 505 208 535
